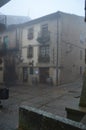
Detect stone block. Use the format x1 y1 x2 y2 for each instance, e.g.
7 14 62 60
19 106 86 130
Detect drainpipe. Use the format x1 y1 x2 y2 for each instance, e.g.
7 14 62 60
56 12 61 86
85 0 86 22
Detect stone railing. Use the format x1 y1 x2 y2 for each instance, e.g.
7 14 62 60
19 106 86 130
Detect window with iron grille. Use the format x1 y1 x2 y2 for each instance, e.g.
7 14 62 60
27 45 33 58
27 27 34 40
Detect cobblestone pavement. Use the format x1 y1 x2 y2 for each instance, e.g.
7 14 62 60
0 80 82 130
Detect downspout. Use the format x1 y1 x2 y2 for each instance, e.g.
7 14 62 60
56 12 61 85
85 0 86 22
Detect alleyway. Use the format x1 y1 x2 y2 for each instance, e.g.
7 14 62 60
0 80 82 130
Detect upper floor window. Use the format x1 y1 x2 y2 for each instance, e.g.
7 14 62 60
39 45 49 57
27 27 34 40
27 45 33 58
41 24 48 35
3 36 9 49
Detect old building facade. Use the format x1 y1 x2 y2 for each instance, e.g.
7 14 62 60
0 11 86 86
18 12 86 85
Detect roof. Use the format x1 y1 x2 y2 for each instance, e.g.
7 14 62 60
4 11 85 32
19 11 84 28
6 15 30 25
21 11 59 27
0 0 10 7
3 12 59 31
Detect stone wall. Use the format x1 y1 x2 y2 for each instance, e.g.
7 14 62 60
19 106 86 130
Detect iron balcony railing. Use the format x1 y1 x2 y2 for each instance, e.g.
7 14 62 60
38 55 50 63
37 31 50 44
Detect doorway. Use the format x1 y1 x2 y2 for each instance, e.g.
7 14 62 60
39 67 49 83
23 67 28 82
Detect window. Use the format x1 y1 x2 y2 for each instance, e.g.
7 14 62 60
80 50 83 60
27 27 34 40
41 24 48 35
38 46 50 62
37 24 50 44
3 36 9 48
30 67 33 74
39 46 49 57
27 45 33 58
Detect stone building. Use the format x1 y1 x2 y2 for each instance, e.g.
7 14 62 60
0 8 30 85
0 25 21 84
0 0 11 84
0 11 86 86
18 11 86 85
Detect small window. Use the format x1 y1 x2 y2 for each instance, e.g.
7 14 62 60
28 28 34 40
27 45 33 58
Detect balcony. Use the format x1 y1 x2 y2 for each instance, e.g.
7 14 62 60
38 55 50 63
37 31 50 44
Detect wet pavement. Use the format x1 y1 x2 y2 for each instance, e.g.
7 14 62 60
0 80 82 130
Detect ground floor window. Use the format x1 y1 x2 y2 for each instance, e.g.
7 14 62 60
30 67 33 74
